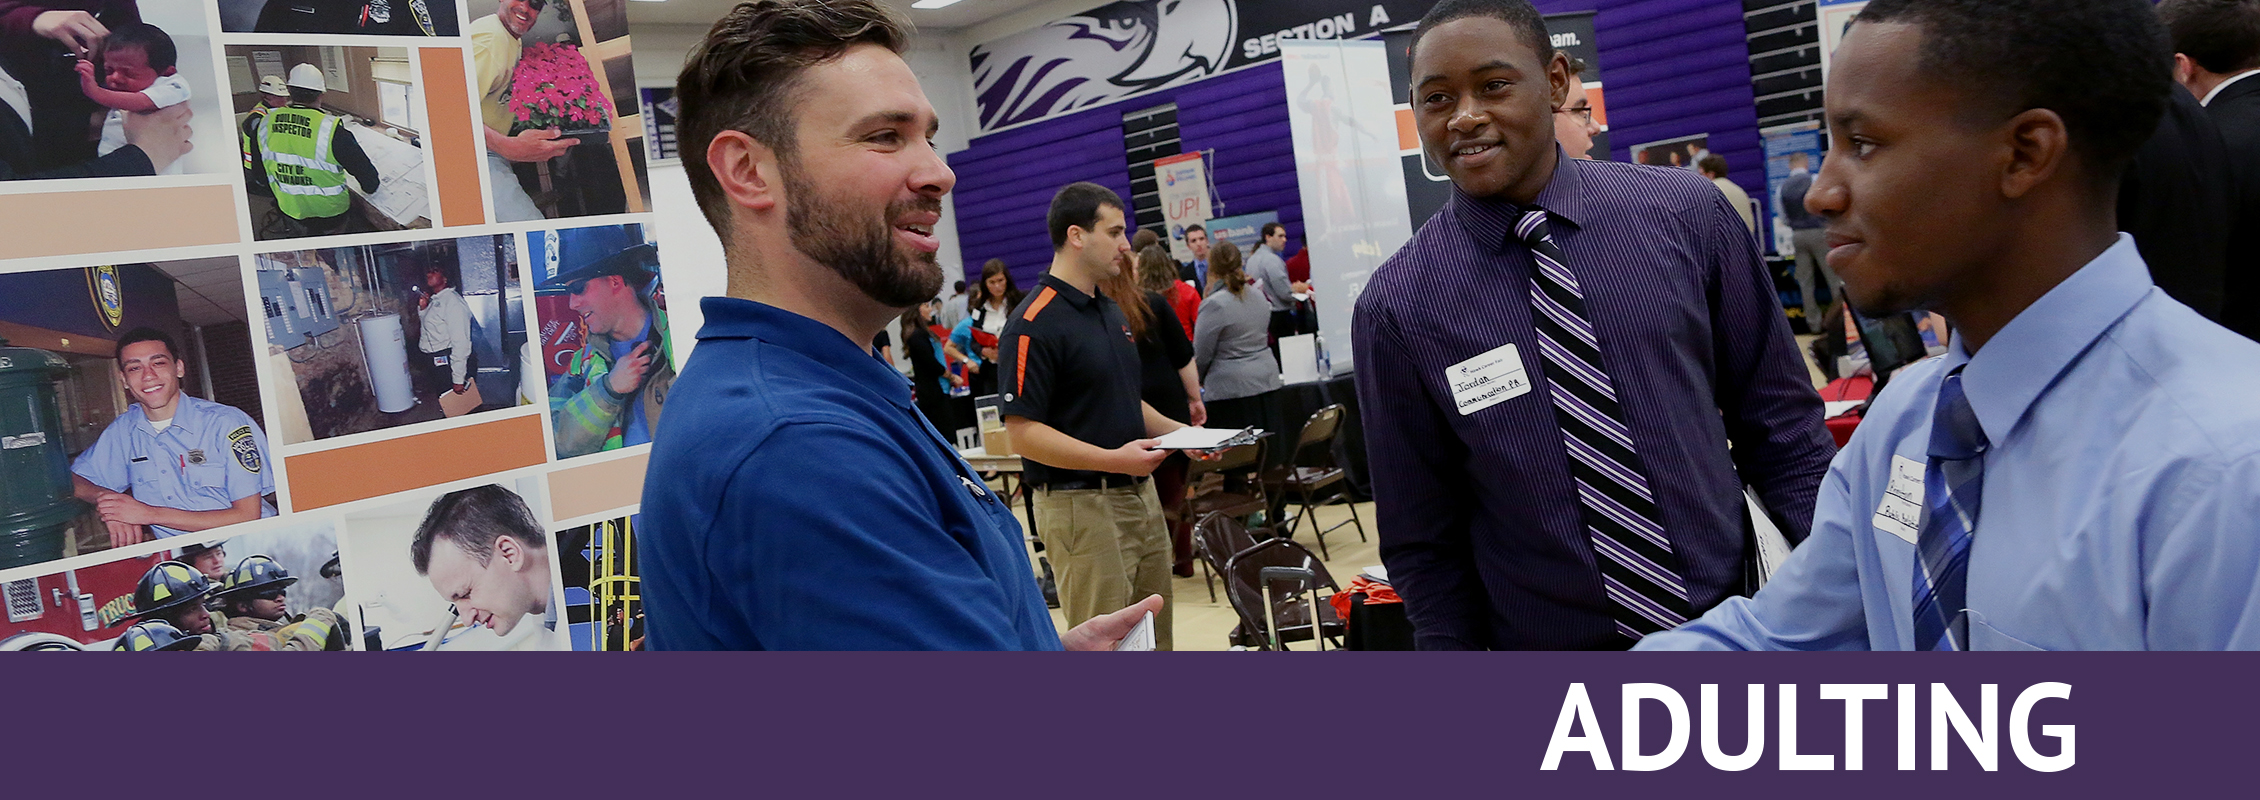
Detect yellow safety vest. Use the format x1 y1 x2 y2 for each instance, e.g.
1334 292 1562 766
258 105 351 220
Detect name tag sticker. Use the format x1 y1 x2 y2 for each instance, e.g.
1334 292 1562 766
1873 454 1925 544
1447 343 1532 416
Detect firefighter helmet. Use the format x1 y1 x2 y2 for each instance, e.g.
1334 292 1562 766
0 632 85 651
115 620 200 652
217 554 298 600
124 560 214 625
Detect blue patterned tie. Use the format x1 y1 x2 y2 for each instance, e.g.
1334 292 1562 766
1912 368 1986 650
1517 208 1693 640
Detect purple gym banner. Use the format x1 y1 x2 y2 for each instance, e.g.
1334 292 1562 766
0 653 2247 795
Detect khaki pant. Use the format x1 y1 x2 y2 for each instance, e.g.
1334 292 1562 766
1034 481 1173 650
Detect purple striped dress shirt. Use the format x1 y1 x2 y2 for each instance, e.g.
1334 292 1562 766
1351 154 1835 650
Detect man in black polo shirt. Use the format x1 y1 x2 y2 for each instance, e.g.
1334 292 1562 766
1000 182 1186 649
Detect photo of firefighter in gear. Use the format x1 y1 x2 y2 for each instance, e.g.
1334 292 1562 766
112 559 345 651
530 223 670 459
212 553 349 649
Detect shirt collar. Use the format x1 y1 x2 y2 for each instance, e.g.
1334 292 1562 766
2203 68 2260 105
1037 273 1107 309
1449 145 1588 251
695 296 915 410
136 394 207 436
1948 234 2151 444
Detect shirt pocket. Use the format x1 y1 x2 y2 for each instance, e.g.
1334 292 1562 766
185 463 231 497
1967 614 2049 651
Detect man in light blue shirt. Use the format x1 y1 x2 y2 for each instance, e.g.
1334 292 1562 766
1641 0 2260 651
71 328 276 547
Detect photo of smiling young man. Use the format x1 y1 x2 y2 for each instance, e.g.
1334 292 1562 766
70 326 278 548
638 0 1159 650
1350 0 1834 650
1639 0 2260 651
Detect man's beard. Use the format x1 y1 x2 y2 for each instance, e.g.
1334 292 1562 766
780 157 942 308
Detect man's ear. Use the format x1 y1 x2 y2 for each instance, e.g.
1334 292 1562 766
1546 51 1572 111
495 536 524 571
1066 225 1086 253
709 130 781 215
1998 107 2070 201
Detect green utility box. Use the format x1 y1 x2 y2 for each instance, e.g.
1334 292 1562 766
0 338 84 570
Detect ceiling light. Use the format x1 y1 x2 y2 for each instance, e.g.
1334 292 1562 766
911 0 965 8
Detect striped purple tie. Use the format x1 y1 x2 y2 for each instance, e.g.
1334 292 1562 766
1517 207 1694 640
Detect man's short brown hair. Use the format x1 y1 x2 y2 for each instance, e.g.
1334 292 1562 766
675 0 914 235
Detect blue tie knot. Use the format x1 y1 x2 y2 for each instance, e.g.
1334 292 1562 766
1930 370 1987 461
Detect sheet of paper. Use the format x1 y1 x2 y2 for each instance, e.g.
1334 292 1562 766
1360 565 1389 583
1825 400 1863 418
1149 426 1250 450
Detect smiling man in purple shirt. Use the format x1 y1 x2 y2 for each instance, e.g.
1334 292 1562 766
1351 0 1835 650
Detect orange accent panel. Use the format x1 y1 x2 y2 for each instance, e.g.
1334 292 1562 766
0 186 237 260
1015 335 1030 395
548 453 649 522
283 415 547 510
1588 85 1608 128
418 48 485 227
1022 286 1057 321
1396 108 1419 152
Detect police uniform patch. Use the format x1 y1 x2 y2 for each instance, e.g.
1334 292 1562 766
228 426 262 474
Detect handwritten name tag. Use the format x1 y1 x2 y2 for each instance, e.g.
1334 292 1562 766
1448 343 1532 416
1873 454 1925 544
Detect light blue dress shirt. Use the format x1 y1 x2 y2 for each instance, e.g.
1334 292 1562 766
71 395 278 539
1638 235 2260 650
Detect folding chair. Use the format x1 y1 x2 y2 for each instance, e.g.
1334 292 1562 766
1276 404 1368 559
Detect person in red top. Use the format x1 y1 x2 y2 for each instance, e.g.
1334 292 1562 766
1139 243 1199 340
1284 246 1310 285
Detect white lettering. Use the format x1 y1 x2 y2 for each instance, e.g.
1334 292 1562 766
1820 684 1889 770
1541 683 1615 770
1898 682 1917 769
2010 682 2075 772
1620 684 1689 771
1244 38 1263 59
1336 12 1357 34
1371 4 1390 26
1779 684 1835 770
1931 683 1999 771
1700 684 1764 771
1314 17 1336 39
1551 31 1583 47
1261 33 1278 54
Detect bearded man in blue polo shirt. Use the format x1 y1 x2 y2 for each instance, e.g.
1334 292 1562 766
71 327 276 547
639 0 1158 650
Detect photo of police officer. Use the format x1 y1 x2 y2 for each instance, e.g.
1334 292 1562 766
225 44 435 241
0 258 274 567
338 478 567 651
0 516 352 651
218 0 462 36
260 234 531 444
528 223 671 460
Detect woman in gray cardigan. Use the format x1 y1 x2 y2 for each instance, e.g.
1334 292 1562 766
1193 241 1283 431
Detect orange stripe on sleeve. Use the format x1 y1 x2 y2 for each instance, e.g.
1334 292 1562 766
1015 335 1031 395
1022 287 1058 321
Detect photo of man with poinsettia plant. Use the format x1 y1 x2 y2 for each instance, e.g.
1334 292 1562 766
469 0 647 222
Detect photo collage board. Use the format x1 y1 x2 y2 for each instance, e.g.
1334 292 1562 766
1 0 662 652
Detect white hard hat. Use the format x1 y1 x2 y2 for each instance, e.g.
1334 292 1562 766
258 75 289 97
286 63 326 93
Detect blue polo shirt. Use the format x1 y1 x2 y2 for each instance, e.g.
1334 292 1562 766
639 297 1063 650
70 395 277 539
